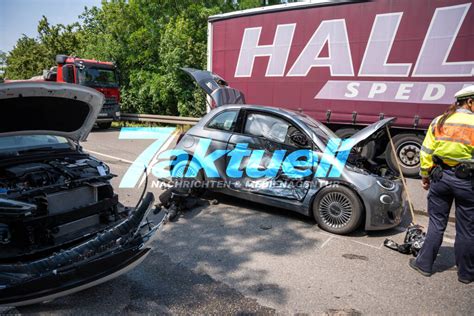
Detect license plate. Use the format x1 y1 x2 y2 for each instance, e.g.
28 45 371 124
98 113 108 117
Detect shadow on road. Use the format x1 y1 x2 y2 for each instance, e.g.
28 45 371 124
17 251 275 315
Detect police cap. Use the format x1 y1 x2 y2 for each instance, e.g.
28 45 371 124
455 85 474 101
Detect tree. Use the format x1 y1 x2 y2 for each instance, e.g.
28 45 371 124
37 16 82 60
0 51 6 80
5 35 50 79
5 16 82 80
5 0 265 115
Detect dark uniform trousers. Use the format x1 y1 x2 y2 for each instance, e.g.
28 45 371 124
415 170 474 281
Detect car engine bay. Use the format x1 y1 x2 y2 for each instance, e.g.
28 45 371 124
0 154 125 261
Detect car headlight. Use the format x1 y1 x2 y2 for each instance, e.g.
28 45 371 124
377 178 396 191
101 162 110 175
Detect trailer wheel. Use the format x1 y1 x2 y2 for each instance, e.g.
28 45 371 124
386 133 423 178
335 128 375 161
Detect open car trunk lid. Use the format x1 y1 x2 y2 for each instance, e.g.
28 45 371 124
182 68 245 107
0 82 104 142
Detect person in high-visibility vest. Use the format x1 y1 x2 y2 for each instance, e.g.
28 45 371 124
409 85 474 284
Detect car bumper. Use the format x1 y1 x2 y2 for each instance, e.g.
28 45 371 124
361 180 406 231
0 193 161 307
97 103 120 122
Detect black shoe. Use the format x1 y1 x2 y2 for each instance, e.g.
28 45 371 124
409 258 432 277
458 278 472 284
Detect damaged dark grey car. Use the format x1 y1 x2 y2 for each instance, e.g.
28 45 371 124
170 69 407 234
0 82 159 306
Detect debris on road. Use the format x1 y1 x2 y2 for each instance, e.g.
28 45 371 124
156 186 218 222
384 224 426 256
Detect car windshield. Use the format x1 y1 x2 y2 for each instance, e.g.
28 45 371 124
77 66 118 88
294 112 338 146
0 135 71 155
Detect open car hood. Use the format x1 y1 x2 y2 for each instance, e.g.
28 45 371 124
182 68 245 107
0 82 104 142
339 117 397 152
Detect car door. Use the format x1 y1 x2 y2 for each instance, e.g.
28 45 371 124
226 110 314 201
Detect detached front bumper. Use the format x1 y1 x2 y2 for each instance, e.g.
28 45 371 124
361 180 406 231
0 193 161 307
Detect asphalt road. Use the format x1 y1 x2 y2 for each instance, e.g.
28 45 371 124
6 128 473 315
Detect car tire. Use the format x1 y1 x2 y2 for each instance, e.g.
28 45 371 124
385 133 423 178
335 128 376 161
313 185 364 234
98 122 112 129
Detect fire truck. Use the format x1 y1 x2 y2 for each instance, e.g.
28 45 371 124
6 55 121 129
207 0 473 177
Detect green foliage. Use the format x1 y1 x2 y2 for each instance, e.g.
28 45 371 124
0 51 7 80
6 16 82 79
4 0 276 116
5 36 50 79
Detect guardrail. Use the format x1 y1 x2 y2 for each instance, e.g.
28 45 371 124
120 113 201 125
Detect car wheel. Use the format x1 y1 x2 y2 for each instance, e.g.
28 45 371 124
335 128 376 161
98 122 112 129
313 185 363 234
385 133 423 178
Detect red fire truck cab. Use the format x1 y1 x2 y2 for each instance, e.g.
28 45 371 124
48 55 120 129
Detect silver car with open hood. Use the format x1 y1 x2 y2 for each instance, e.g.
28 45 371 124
0 82 160 306
170 69 407 234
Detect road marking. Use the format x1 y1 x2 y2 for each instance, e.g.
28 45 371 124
85 149 134 164
317 231 383 250
320 236 333 248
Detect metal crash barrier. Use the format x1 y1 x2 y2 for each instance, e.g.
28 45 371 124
120 113 200 126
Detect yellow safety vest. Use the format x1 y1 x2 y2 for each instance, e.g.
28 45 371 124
420 109 474 177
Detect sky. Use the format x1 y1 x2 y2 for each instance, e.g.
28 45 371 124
0 0 102 53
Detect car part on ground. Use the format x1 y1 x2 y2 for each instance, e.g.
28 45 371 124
157 185 218 222
384 224 426 256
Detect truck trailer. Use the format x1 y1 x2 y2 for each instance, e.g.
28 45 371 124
207 0 473 177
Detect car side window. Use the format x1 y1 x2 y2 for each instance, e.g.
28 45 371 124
244 113 290 144
207 110 238 132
